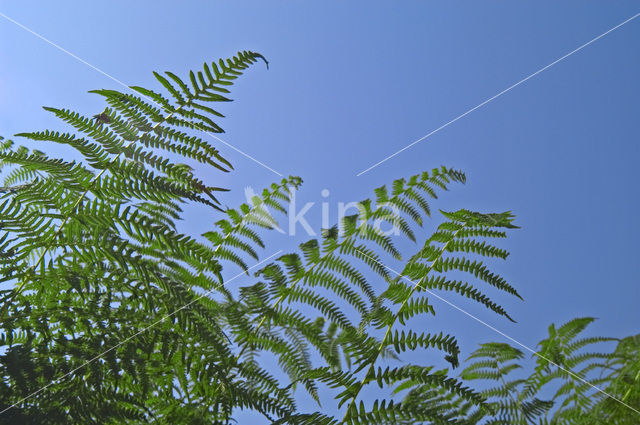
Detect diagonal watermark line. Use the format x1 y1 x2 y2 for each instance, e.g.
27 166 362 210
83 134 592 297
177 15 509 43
2 5 637 419
0 10 287 416
0 250 282 416
356 249 640 417
357 11 640 177
0 11 283 177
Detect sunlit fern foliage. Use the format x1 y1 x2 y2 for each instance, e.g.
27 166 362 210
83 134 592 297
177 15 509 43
222 182 522 424
0 51 293 423
578 334 640 425
461 317 637 424
0 51 526 424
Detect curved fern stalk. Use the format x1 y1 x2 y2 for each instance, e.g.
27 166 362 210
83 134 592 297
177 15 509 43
141 175 300 306
148 177 306 419
111 178 301 420
201 168 465 412
246 166 464 330
339 210 519 424
204 176 303 274
224 170 521 424
134 178 304 422
4 110 185 300
0 157 292 422
0 178 300 417
232 168 465 378
3 51 267 303
165 175 301 351
0 52 277 423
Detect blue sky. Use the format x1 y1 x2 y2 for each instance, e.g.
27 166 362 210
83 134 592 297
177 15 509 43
1 0 639 419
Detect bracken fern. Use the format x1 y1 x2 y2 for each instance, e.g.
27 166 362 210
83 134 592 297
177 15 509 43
0 51 531 425
461 317 627 424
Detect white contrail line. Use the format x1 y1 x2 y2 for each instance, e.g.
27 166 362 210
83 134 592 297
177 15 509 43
357 11 640 176
0 251 282 415
357 250 640 417
0 11 284 177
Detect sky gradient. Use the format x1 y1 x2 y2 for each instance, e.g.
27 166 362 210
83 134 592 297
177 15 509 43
1 1 639 420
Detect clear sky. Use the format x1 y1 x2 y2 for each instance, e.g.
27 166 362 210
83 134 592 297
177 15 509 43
1 0 639 420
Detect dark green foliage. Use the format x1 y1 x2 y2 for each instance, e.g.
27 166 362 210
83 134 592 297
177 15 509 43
4 51 632 425
0 51 297 424
0 48 524 421
1 84 522 424
580 334 640 424
214 171 524 424
462 317 639 424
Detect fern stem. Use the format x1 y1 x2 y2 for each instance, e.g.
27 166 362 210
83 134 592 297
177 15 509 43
233 174 450 362
8 102 188 302
235 243 335 361
6 53 267 303
497 370 528 425
234 221 369 362
340 226 464 423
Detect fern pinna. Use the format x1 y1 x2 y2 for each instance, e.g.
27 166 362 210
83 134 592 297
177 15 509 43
461 317 630 424
217 169 523 424
1 51 525 424
0 51 284 423
584 334 640 425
